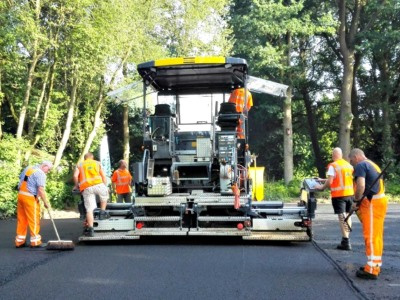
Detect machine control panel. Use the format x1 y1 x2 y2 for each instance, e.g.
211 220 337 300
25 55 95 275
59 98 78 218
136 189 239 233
303 178 326 192
217 134 236 164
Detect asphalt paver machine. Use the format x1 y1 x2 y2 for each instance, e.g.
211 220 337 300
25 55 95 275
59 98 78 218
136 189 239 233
79 57 319 242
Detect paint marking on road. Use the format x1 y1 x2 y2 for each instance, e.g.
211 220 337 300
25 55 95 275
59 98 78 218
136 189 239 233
388 284 400 287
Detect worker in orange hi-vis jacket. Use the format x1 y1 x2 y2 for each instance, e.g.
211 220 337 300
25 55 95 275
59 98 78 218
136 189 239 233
228 88 253 138
73 152 109 237
111 159 133 203
349 148 388 280
15 161 53 248
315 147 354 251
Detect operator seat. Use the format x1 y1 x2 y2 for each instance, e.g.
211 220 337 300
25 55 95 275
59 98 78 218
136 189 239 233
217 102 240 131
154 104 175 117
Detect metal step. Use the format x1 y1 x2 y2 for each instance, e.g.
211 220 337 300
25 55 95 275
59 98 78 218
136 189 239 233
251 207 307 215
79 232 140 241
147 159 154 178
131 228 188 236
94 218 133 231
252 218 303 231
134 216 181 222
197 216 250 222
243 231 310 241
189 228 250 236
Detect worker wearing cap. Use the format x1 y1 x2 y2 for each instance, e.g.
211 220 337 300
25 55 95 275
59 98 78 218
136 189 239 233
349 148 388 280
15 160 52 248
73 152 109 237
315 147 354 251
111 160 133 203
228 88 253 139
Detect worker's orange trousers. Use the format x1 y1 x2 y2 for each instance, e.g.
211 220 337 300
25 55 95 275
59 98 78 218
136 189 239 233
358 196 388 276
15 194 42 247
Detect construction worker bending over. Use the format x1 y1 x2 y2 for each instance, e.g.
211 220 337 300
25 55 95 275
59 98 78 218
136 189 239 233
15 160 53 248
315 147 354 250
73 152 109 237
349 148 388 280
111 159 133 203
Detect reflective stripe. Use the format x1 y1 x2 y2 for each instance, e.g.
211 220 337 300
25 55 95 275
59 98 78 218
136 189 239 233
16 236 26 242
367 255 382 260
33 200 37 237
367 261 382 267
331 185 354 191
116 175 131 186
18 191 35 197
30 235 42 242
372 193 385 200
369 200 374 264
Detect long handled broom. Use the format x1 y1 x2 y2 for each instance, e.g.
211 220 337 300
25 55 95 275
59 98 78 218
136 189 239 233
46 208 75 251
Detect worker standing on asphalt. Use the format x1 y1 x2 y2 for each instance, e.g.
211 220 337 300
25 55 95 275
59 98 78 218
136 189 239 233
15 160 53 248
111 159 133 203
315 147 354 250
349 148 388 280
73 152 109 237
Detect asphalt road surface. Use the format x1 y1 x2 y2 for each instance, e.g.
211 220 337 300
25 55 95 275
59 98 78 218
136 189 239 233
1 203 398 300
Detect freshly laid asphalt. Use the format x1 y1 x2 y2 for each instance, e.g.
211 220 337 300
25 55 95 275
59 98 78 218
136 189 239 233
0 203 398 300
312 203 400 300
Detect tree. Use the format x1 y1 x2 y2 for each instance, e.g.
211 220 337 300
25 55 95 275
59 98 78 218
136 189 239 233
335 0 364 158
230 0 335 182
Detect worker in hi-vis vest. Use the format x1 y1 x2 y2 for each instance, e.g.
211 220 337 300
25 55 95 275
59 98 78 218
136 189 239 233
73 152 109 237
316 147 354 251
228 88 253 139
15 161 53 248
111 159 133 203
349 148 388 280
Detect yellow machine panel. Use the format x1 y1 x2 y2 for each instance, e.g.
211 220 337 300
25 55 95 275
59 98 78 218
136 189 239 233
249 167 265 201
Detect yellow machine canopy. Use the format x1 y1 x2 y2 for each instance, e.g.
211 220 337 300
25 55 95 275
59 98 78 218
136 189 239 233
137 56 248 94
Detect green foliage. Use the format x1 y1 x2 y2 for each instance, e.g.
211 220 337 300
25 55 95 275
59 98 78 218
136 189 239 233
385 173 400 202
0 134 29 217
0 162 19 218
46 171 76 209
264 179 303 201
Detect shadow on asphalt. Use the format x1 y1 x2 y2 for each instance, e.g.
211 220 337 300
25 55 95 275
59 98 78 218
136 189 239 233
77 236 308 247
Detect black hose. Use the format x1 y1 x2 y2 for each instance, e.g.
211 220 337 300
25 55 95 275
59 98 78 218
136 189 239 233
312 240 370 300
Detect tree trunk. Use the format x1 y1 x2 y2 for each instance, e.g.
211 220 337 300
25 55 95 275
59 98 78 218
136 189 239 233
24 60 56 162
351 53 361 148
122 104 130 165
16 0 42 138
302 91 325 177
122 62 130 165
283 31 293 184
283 87 293 184
378 58 393 161
337 0 362 158
298 40 325 177
78 81 105 162
53 77 78 169
338 56 354 158
28 67 50 138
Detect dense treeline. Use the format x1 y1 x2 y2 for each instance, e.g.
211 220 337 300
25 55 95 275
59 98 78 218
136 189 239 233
0 0 399 216
229 0 400 182
0 0 231 216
